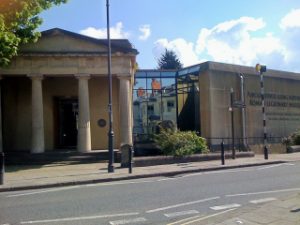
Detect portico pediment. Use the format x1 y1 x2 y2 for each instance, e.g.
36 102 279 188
19 28 138 56
0 28 138 76
21 29 107 54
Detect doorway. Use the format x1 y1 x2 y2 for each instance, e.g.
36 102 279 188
56 98 78 148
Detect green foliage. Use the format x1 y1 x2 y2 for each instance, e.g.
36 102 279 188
156 120 176 133
0 0 67 67
293 132 300 145
0 17 19 66
282 129 300 146
157 49 183 70
290 130 300 145
155 128 208 157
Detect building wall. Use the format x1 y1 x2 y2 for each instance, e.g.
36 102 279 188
244 74 300 140
205 67 300 147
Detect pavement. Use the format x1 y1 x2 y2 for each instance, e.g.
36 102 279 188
1 152 300 192
191 192 300 225
1 152 300 224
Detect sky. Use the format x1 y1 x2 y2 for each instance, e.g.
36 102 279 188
38 0 300 72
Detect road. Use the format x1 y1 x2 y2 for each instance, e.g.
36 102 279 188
0 162 300 225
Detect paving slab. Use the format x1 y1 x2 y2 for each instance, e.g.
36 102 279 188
0 153 300 192
191 193 300 225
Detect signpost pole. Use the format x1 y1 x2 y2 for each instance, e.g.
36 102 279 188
230 88 236 159
256 64 268 160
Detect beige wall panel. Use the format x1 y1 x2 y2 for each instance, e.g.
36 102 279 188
199 71 211 138
208 71 242 143
245 75 300 141
89 77 120 150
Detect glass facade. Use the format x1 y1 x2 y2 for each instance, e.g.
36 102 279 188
133 65 202 143
133 70 177 142
176 65 201 133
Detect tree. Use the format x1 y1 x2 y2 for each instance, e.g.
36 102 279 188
157 49 183 70
0 0 67 67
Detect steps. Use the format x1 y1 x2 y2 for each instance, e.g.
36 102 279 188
4 150 120 165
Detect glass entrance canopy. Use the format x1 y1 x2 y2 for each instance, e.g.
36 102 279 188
133 64 202 142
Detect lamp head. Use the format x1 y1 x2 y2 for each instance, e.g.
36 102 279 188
255 63 267 73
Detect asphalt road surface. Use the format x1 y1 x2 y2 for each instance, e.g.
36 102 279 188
0 161 300 225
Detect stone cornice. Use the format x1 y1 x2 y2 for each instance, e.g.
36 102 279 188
75 74 91 79
27 74 44 80
19 52 137 57
117 74 131 80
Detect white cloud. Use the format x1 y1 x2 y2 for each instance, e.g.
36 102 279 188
280 9 300 29
80 22 130 39
279 9 300 71
195 17 279 66
152 13 300 71
152 17 276 68
139 25 151 40
196 17 265 53
153 38 200 67
196 17 265 54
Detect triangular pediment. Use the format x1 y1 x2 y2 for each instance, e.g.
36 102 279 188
20 28 138 55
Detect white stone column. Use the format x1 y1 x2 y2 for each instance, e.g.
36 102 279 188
119 77 133 145
29 74 45 153
118 77 133 165
75 74 91 152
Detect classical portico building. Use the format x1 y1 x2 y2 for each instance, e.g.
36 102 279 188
0 28 138 154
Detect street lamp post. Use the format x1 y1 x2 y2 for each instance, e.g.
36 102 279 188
106 0 114 172
256 64 268 160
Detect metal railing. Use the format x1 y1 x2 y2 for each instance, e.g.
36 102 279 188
206 136 283 152
133 132 284 153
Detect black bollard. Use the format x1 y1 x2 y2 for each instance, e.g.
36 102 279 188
129 146 133 174
221 141 225 165
264 146 269 160
0 152 4 185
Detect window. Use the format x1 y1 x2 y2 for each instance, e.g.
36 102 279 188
167 101 174 112
147 105 154 115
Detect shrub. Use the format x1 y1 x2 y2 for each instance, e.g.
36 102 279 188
154 128 208 157
282 129 300 146
292 130 300 145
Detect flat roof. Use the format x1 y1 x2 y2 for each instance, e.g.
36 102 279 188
137 61 300 81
